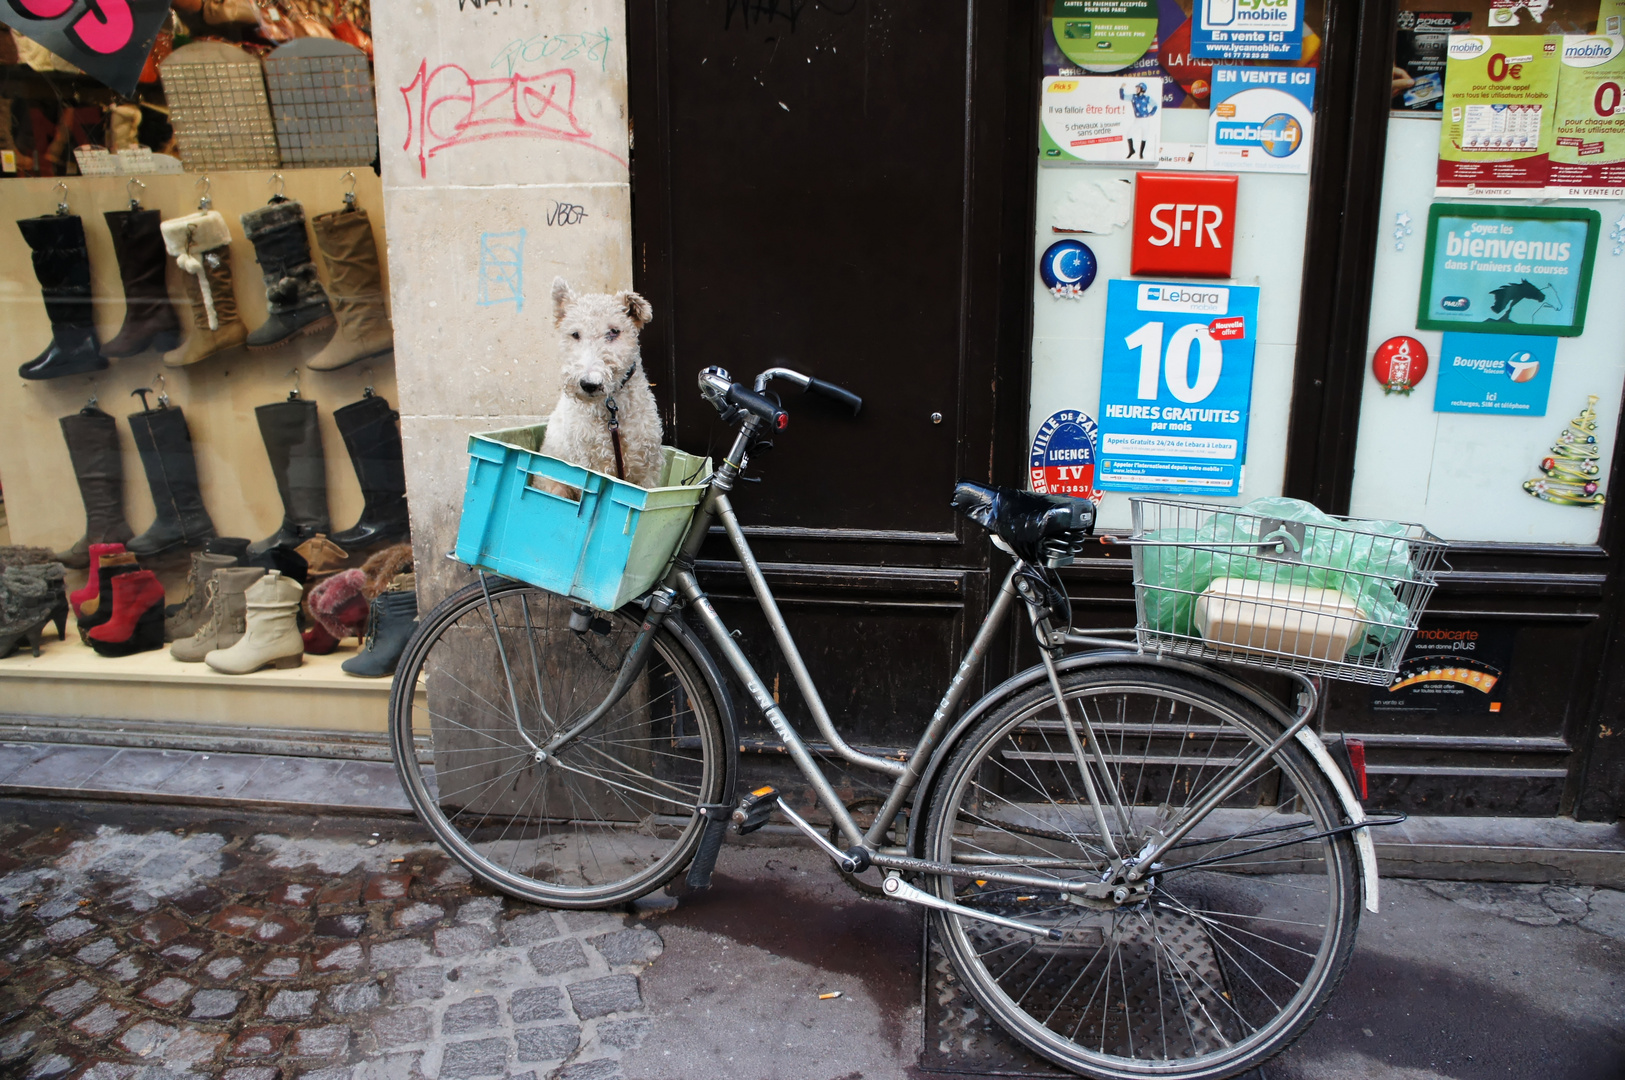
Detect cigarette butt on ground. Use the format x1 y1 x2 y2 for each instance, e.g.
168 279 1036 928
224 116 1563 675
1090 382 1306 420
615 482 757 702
818 992 842 1000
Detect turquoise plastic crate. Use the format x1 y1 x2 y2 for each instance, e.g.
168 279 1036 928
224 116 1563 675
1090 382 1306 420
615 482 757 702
452 423 712 612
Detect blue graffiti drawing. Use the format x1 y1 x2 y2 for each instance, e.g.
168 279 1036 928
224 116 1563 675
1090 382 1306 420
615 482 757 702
478 229 526 312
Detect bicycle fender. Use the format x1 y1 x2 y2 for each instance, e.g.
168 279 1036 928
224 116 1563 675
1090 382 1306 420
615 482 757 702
907 650 1379 914
668 609 742 807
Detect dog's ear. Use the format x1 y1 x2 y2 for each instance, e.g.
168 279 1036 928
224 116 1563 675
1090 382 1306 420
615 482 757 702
551 278 576 326
618 290 653 329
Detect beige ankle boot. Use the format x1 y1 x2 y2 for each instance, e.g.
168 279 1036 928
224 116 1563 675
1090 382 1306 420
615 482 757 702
205 571 305 673
172 566 265 662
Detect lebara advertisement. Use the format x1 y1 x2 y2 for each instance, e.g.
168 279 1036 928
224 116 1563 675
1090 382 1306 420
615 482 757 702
1207 66 1315 173
1436 35 1562 196
1096 279 1260 496
1548 35 1625 198
1417 203 1600 337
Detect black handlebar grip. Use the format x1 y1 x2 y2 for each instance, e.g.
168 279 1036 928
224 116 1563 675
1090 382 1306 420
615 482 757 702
805 376 863 416
726 384 790 430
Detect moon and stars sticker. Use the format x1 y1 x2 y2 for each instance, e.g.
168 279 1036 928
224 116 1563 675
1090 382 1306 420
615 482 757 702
1372 336 1429 396
1030 410 1103 501
1039 239 1098 300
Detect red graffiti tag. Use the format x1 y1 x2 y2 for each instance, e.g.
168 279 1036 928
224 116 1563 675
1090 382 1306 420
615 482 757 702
400 60 629 178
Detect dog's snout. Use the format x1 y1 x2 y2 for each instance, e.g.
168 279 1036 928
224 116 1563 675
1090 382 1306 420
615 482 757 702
579 377 603 395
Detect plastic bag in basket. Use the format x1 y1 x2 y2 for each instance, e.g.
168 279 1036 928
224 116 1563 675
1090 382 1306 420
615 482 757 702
1142 497 1415 658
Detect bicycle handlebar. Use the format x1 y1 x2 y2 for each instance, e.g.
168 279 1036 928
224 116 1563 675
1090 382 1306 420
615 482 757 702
701 365 862 430
804 376 863 416
726 383 790 430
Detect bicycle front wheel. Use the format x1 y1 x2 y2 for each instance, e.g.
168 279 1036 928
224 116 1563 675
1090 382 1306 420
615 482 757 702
389 578 728 908
924 664 1360 1079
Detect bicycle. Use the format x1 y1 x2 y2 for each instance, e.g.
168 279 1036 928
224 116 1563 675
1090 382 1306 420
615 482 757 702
388 364 1443 1079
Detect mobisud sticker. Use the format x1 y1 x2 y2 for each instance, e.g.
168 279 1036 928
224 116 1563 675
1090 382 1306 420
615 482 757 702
1192 0 1303 59
1207 67 1316 173
1548 35 1625 198
1096 279 1260 495
1041 76 1164 162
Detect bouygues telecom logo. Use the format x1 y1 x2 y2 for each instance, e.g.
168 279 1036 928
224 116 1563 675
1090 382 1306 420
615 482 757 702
1137 283 1230 314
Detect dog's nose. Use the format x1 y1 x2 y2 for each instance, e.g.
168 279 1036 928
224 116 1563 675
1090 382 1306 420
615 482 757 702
579 378 602 395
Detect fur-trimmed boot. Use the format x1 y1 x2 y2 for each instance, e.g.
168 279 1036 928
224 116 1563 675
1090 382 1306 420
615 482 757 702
161 210 248 368
102 208 182 358
240 199 333 350
302 567 367 654
0 564 70 658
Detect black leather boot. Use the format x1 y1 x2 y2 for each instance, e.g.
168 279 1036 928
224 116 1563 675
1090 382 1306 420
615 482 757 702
17 213 106 380
249 398 331 556
102 208 182 358
330 393 411 550
341 580 417 678
54 406 136 569
205 537 252 563
240 199 333 350
127 404 218 556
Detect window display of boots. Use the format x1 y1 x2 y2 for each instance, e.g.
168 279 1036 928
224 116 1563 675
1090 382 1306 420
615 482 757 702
171 566 266 663
205 570 305 673
307 205 392 370
341 572 417 678
240 198 334 350
249 397 331 557
294 534 348 580
160 209 248 368
54 406 136 569
331 392 410 551
165 550 241 642
301 566 366 655
77 551 137 643
206 537 252 563
17 209 106 380
69 542 127 619
87 569 166 658
0 564 70 659
101 206 182 358
127 401 218 556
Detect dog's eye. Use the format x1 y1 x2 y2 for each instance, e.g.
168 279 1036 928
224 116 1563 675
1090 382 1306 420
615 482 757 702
606 328 621 340
570 332 580 340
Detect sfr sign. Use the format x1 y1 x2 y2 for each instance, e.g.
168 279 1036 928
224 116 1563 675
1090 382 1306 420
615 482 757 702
1130 171 1238 278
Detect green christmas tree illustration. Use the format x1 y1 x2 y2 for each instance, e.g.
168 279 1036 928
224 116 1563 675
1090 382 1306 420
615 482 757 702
1524 395 1606 508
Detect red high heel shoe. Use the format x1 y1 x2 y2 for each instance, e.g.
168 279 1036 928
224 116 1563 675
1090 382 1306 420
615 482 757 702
69 542 126 618
88 570 166 657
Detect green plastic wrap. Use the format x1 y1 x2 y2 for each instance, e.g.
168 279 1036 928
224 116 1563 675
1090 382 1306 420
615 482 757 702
1139 497 1416 658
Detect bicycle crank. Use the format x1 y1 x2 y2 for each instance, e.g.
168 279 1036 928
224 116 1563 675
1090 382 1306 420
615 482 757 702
881 874 1063 941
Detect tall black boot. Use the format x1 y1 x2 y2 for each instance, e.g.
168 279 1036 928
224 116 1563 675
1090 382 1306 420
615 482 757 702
17 213 106 380
330 393 411 551
102 208 182 358
240 199 333 350
127 404 218 556
249 399 331 556
54 406 136 569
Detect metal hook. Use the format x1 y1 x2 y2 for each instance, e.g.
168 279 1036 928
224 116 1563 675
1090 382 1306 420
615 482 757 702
269 173 287 202
342 170 358 210
197 175 212 210
84 388 98 411
362 365 375 397
127 177 145 210
53 181 69 215
153 371 169 408
130 386 154 412
287 368 301 400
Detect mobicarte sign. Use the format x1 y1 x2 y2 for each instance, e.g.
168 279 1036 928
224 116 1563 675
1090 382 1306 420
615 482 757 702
1131 171 1239 277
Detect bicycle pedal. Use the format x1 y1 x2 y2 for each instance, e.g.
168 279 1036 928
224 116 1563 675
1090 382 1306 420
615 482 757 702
730 785 779 835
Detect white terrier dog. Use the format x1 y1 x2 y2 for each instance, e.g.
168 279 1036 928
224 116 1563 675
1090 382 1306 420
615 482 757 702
534 279 664 497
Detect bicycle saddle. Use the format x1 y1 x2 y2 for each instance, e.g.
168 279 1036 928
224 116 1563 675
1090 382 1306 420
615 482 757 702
951 481 1095 562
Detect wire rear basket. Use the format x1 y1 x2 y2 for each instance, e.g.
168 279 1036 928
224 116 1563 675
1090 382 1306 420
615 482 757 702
1124 498 1448 685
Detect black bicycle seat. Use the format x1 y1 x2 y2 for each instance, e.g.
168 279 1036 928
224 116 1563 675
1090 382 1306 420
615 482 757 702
951 481 1095 562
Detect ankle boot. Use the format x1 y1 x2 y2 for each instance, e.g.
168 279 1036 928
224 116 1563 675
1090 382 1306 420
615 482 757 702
0 564 69 658
101 208 182 358
206 570 305 673
127 403 218 556
88 570 166 657
342 574 417 678
240 199 333 350
55 407 136 568
164 550 238 641
161 210 248 368
205 536 252 563
77 552 138 643
247 545 309 586
171 566 265 662
0 546 54 569
307 207 392 370
330 394 411 551
69 542 126 618
17 213 106 380
249 399 330 556
294 533 348 577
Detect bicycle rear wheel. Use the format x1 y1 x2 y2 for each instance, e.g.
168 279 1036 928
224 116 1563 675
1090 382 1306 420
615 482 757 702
389 578 727 908
924 664 1360 1079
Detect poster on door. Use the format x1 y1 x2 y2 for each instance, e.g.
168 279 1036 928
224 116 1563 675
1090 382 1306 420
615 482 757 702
1041 76 1164 163
1370 621 1515 715
1207 66 1316 174
1547 34 1625 198
1191 0 1304 59
1433 332 1557 415
1436 35 1562 196
1096 279 1260 495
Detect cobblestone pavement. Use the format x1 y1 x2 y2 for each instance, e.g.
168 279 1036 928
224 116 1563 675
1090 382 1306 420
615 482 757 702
0 800 660 1080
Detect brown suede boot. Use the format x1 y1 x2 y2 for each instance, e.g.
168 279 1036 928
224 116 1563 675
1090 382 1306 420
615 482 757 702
161 210 248 368
307 207 393 371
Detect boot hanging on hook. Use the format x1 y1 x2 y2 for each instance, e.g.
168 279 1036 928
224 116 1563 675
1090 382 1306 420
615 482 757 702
241 180 334 351
103 179 182 359
308 171 393 371
160 181 247 368
17 182 106 380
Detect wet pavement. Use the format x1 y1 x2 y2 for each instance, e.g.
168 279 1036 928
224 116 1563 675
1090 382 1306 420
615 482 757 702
0 797 1622 1080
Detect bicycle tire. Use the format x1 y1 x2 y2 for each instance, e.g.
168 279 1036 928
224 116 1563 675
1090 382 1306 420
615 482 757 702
923 663 1360 1079
388 578 728 908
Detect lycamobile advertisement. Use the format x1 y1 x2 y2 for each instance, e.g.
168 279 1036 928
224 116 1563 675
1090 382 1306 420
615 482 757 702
1436 35 1562 196
1191 0 1303 60
1207 66 1315 173
1096 279 1259 495
1548 35 1625 198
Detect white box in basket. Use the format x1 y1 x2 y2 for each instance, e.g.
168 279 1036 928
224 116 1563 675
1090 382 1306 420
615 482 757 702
1193 577 1364 661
